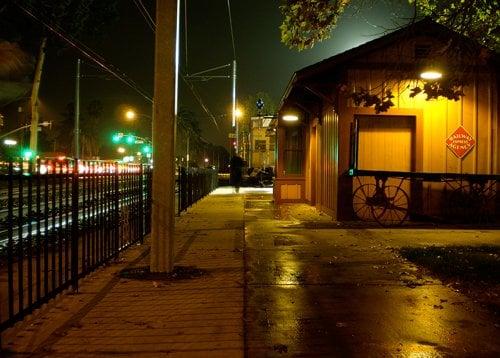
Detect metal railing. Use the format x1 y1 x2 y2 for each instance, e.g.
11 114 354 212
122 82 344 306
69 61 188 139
0 160 218 336
0 159 152 335
176 166 218 215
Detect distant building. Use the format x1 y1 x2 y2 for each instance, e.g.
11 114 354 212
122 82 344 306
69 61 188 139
248 115 276 170
275 19 499 223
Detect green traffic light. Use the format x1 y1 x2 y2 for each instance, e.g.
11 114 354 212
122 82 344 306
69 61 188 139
22 149 34 160
142 145 152 154
112 133 122 143
126 134 135 145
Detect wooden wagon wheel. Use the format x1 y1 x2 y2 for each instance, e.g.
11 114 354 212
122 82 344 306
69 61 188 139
352 184 386 222
374 185 410 226
448 184 497 223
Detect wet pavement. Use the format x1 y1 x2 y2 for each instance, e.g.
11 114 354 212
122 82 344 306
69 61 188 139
243 192 500 357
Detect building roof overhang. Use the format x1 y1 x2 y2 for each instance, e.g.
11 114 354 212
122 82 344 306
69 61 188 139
278 18 499 118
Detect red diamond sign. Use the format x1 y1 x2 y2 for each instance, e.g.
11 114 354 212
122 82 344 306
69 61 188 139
446 126 476 159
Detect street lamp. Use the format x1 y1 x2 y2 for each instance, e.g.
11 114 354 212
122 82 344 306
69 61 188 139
420 70 442 80
125 109 137 121
117 147 126 154
283 114 299 122
234 108 243 155
3 139 17 146
123 108 152 121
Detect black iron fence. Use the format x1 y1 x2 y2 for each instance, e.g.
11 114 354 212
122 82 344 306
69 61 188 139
0 160 216 336
176 166 218 215
0 159 217 332
0 159 151 335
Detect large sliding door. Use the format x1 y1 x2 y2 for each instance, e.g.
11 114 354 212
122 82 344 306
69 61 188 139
353 115 415 221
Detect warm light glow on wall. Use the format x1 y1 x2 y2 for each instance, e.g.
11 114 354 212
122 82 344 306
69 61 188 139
282 114 299 122
420 70 442 80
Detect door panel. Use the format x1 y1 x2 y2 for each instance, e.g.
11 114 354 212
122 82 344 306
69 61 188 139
354 116 415 220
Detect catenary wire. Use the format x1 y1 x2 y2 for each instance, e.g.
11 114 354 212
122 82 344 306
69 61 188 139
14 1 153 103
226 0 236 59
133 0 156 32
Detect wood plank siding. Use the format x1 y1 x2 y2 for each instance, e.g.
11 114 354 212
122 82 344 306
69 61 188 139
315 107 340 217
277 20 499 221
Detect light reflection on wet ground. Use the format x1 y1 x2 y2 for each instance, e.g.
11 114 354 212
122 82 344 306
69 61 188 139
243 193 500 357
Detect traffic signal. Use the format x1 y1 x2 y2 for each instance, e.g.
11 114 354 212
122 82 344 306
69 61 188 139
142 144 152 154
21 148 34 160
112 133 123 143
126 134 135 145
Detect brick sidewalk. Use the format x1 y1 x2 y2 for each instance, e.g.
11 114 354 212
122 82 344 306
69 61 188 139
2 189 245 357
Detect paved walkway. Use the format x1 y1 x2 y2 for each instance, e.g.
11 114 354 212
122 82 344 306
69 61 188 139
2 189 246 358
244 193 500 357
2 188 500 357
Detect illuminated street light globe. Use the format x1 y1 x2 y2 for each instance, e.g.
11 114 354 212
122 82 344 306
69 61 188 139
3 139 17 146
125 109 136 121
117 147 126 154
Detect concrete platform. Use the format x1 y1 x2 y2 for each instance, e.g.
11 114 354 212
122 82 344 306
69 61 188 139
2 187 499 357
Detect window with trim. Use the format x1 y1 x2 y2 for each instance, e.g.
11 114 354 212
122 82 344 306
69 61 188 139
255 140 266 152
283 126 303 175
269 139 275 152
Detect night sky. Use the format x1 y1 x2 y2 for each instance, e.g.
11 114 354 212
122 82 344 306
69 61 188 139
36 0 413 150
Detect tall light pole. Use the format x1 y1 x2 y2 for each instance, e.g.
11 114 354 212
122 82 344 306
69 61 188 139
150 0 179 273
234 107 242 156
74 58 81 158
29 38 47 158
232 60 237 154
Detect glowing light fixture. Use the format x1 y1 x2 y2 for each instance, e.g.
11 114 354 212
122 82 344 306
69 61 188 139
420 70 442 80
234 108 243 118
22 149 34 160
112 133 123 143
117 147 126 154
126 134 135 144
282 114 299 122
125 109 136 120
3 139 17 146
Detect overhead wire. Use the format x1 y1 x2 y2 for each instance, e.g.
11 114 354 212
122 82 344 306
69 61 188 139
137 0 156 29
133 0 156 32
184 0 189 71
226 0 236 59
129 0 225 132
181 75 221 132
14 1 153 103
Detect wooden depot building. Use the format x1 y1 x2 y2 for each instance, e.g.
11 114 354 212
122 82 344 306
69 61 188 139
274 19 499 225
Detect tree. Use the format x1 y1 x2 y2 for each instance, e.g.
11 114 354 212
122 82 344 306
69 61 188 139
239 92 277 134
280 0 349 51
279 0 499 52
279 0 499 112
0 40 33 107
176 108 202 166
80 100 103 158
42 100 103 157
1 0 118 155
410 0 499 52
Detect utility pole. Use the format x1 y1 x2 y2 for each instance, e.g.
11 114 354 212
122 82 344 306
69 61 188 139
29 38 47 157
74 58 81 158
186 135 190 169
150 0 179 273
232 60 238 154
